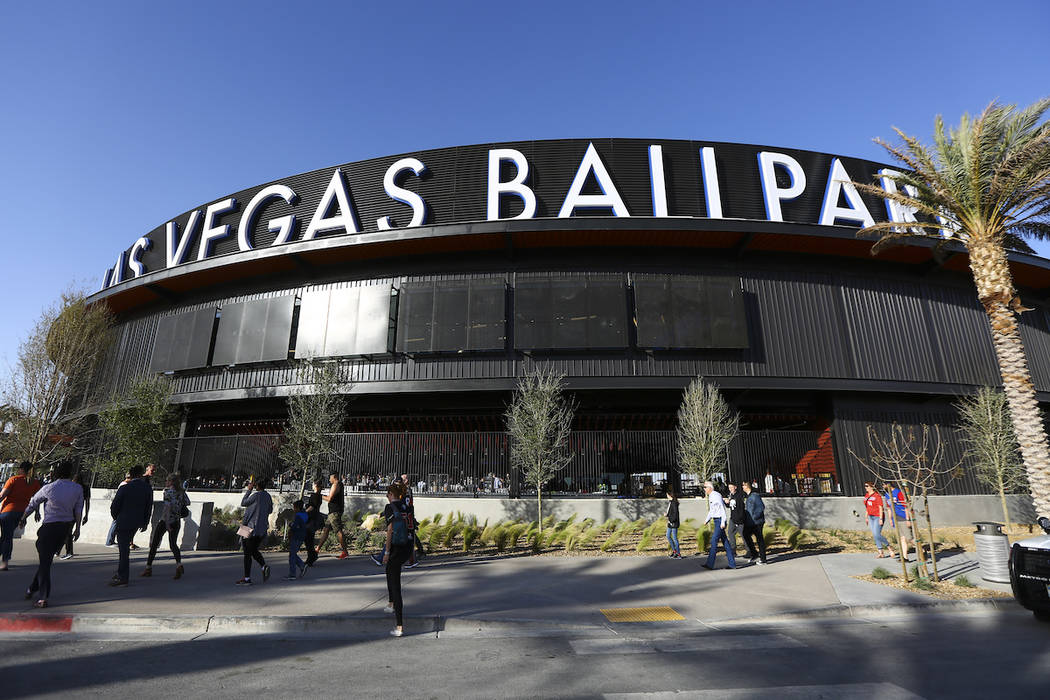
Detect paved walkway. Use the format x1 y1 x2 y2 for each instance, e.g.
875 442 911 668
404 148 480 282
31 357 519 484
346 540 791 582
0 540 1016 635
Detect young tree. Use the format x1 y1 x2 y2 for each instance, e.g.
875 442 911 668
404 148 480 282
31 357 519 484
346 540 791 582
506 367 576 534
675 377 739 483
3 290 113 464
278 361 348 497
850 423 959 581
956 387 1029 530
95 375 180 484
856 99 1050 517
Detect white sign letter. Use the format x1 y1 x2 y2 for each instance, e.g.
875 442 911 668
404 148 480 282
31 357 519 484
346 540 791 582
558 142 630 217
198 198 238 260
165 210 202 268
700 147 723 219
819 159 875 228
377 157 428 230
757 151 806 222
129 236 153 277
879 169 921 233
304 168 360 240
649 145 668 217
239 184 299 250
487 149 536 220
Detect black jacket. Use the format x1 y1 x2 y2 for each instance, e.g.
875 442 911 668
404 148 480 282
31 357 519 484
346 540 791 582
110 478 153 531
665 500 680 529
726 490 746 524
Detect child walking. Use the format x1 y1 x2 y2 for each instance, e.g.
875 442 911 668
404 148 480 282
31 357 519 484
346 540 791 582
285 500 308 580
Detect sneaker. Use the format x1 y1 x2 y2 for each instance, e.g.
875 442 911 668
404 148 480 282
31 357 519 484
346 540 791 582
298 564 308 579
383 604 394 614
370 553 384 567
174 565 184 580
337 551 349 560
282 575 298 581
405 560 419 569
59 554 73 560
756 560 767 566
129 544 140 551
390 628 403 637
140 567 152 577
108 577 128 587
701 564 714 570
262 565 271 582
235 578 252 586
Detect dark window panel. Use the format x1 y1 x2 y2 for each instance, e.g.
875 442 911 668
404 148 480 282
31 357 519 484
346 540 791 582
150 307 216 372
212 296 293 366
396 284 434 353
211 303 244 366
586 278 627 347
552 279 589 348
706 277 748 348
467 280 506 351
261 296 295 362
635 275 747 349
515 276 626 350
634 279 673 348
432 281 470 352
148 316 175 373
514 279 553 349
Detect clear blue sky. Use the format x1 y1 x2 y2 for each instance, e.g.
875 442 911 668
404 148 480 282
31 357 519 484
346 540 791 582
1 0 1048 369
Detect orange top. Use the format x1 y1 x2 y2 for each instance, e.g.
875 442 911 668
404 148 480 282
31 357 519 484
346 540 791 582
1 475 41 513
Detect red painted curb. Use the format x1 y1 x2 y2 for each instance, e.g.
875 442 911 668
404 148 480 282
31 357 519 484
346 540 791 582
0 616 74 633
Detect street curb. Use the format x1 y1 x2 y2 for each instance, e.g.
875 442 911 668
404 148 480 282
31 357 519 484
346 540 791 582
707 597 1020 625
0 612 613 639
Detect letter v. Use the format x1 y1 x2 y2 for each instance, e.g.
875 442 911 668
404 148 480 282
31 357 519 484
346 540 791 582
166 210 202 268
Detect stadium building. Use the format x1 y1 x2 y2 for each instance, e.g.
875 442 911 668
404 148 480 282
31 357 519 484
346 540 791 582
83 138 1050 507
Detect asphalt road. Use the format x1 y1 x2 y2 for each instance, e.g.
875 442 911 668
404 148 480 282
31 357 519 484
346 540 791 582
2 608 1047 699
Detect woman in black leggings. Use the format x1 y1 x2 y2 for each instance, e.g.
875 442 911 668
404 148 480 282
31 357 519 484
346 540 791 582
142 473 189 579
382 482 412 637
236 476 272 585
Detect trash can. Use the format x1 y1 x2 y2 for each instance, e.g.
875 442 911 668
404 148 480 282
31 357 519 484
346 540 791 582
973 521 1011 583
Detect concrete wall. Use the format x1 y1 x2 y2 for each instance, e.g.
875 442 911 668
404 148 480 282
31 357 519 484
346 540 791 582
16 488 213 552
19 490 1023 551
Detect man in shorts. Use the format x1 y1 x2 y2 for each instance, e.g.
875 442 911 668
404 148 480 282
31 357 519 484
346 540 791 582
315 472 348 560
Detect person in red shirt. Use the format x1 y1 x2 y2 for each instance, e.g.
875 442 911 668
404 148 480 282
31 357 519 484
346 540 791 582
863 482 892 558
0 462 42 570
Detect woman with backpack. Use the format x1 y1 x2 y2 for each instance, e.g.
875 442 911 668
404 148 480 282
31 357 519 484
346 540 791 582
142 472 190 580
382 481 412 637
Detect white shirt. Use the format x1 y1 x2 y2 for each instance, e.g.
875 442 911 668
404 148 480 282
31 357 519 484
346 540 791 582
25 479 84 525
705 490 726 523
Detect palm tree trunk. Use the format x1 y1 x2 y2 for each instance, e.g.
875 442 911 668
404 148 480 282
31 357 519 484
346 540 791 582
969 240 1050 518
997 472 1013 532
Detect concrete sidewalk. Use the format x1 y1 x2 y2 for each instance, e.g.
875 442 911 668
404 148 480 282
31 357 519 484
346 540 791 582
0 540 1017 636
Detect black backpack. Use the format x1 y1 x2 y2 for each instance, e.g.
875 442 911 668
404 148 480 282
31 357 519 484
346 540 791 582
390 505 409 547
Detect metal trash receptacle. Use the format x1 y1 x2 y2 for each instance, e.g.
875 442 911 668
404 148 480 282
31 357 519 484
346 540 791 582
973 521 1011 583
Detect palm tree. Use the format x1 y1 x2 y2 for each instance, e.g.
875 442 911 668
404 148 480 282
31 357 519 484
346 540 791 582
855 99 1050 517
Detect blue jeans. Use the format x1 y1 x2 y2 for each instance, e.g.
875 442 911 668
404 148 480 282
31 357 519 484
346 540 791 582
665 527 680 555
289 537 304 577
0 511 22 562
868 516 890 550
706 518 736 569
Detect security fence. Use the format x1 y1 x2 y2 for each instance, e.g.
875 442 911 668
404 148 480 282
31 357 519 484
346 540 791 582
110 428 841 497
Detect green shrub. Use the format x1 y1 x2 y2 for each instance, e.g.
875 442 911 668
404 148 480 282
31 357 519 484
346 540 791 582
602 518 623 532
909 565 934 591
432 513 444 525
628 518 648 534
578 525 601 548
493 527 511 553
428 525 448 551
636 531 653 552
505 523 529 547
353 528 371 551
541 514 556 529
872 566 892 580
479 524 496 545
600 529 625 552
443 522 463 548
545 527 564 548
579 517 595 530
698 523 714 552
369 532 386 548
462 525 480 551
784 526 802 549
528 529 544 553
762 526 778 549
954 575 976 588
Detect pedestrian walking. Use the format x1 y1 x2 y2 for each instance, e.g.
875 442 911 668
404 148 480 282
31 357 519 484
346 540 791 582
104 472 132 547
382 482 412 637
314 472 348 559
401 473 425 567
236 476 273 585
701 480 736 570
108 464 153 587
665 489 681 558
58 471 91 560
725 482 745 553
285 499 308 580
142 473 190 579
885 482 912 562
0 462 41 571
863 482 892 559
741 481 767 564
303 478 323 568
18 460 83 607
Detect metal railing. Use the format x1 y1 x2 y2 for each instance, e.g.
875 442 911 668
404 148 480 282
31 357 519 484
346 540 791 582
118 429 841 496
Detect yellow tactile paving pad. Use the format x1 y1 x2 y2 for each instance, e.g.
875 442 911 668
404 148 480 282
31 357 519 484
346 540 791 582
600 606 686 622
